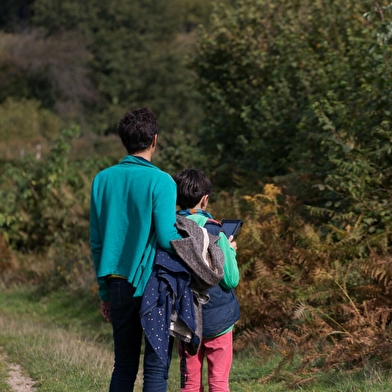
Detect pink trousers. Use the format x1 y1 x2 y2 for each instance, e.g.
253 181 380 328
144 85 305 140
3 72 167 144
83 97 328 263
180 330 233 392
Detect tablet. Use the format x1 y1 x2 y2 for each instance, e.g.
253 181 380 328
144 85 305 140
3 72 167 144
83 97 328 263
221 219 243 239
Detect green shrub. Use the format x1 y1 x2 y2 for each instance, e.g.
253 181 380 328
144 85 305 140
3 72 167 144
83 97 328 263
0 127 110 292
0 98 61 161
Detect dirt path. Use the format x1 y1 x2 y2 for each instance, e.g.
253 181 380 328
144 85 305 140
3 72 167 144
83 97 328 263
1 352 36 392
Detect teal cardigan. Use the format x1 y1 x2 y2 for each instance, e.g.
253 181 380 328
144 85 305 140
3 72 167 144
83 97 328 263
89 155 182 300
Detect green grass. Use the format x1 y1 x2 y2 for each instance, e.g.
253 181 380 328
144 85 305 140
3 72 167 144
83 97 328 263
0 349 12 392
1 285 392 391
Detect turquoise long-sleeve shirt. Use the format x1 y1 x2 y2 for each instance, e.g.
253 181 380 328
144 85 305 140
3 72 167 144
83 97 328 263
89 155 182 300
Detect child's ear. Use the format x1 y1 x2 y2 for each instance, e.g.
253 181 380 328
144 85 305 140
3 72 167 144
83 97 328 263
201 194 209 209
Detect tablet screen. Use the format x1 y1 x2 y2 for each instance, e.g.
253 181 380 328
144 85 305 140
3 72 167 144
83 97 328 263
221 220 243 238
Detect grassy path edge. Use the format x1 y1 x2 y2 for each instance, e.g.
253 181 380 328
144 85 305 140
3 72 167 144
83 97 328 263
1 286 392 391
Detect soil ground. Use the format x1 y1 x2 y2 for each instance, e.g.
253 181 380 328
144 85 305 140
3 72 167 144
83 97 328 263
1 352 36 392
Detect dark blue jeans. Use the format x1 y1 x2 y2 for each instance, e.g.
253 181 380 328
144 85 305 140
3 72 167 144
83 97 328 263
108 278 173 392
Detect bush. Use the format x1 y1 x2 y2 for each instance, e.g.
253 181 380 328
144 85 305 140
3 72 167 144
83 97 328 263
191 0 392 191
210 184 392 374
0 127 110 292
0 98 61 161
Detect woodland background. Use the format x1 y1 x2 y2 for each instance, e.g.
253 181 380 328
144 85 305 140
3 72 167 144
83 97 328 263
1 0 392 381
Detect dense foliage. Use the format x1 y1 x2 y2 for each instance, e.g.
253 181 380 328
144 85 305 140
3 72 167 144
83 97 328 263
191 0 392 190
0 128 114 292
190 0 392 377
0 0 220 171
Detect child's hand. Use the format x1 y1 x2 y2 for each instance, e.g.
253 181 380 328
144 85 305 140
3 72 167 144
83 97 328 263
228 235 237 251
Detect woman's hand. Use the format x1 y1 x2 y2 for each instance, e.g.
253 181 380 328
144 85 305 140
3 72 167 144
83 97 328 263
100 300 112 323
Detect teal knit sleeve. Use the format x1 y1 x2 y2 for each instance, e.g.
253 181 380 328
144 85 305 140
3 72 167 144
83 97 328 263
217 232 240 289
153 175 182 252
89 179 109 301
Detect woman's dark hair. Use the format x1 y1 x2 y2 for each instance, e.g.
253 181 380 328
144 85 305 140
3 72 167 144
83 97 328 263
117 107 158 154
173 169 213 210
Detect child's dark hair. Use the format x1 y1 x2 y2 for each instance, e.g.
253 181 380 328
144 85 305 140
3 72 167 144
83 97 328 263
173 169 213 210
117 107 158 154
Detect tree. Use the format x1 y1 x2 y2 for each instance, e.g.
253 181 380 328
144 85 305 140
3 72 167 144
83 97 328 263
0 30 96 122
191 0 392 189
31 0 203 137
0 0 33 31
0 98 61 161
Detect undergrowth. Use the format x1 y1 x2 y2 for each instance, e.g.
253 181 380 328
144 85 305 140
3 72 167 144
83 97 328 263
1 127 392 382
211 184 392 380
1 286 392 391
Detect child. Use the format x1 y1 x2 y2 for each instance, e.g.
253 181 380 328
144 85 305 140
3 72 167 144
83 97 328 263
173 168 240 392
